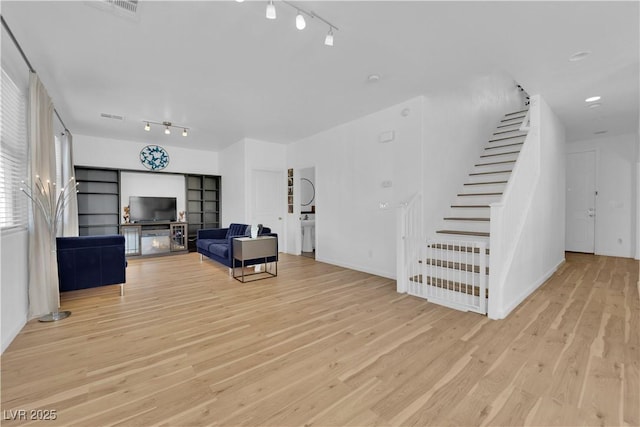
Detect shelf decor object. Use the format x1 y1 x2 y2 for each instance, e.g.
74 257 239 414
21 175 78 322
140 145 170 171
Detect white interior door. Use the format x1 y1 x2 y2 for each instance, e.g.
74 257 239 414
566 151 596 253
251 170 284 250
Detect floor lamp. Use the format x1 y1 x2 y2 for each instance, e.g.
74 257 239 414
21 175 77 322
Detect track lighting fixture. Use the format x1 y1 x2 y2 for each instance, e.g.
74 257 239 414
324 27 334 46
296 11 306 30
266 0 276 19
141 120 189 137
251 1 338 45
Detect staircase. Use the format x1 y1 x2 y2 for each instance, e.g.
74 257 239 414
407 108 529 314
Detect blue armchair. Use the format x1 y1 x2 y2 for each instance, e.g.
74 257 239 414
197 223 278 269
56 235 127 296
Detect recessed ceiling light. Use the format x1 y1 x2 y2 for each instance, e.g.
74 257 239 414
367 74 380 83
588 103 602 109
585 96 601 103
569 51 591 62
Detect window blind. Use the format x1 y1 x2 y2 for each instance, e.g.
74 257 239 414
0 67 28 231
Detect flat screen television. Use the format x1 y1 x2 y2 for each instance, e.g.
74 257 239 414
129 196 177 223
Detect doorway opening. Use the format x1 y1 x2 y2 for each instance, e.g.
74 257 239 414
300 167 316 259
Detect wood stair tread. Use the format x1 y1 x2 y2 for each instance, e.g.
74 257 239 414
464 181 508 186
428 243 490 254
475 160 517 166
504 109 528 116
457 192 502 196
480 151 520 158
501 115 526 122
485 142 524 150
488 134 527 143
420 259 490 275
450 204 490 208
469 170 512 176
444 217 490 221
409 275 488 297
436 230 490 237
496 122 523 129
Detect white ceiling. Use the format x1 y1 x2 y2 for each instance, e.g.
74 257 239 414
2 1 638 151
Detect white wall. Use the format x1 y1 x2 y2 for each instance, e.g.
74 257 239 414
567 133 639 258
74 134 219 175
120 172 186 218
422 73 524 238
219 139 247 226
491 96 566 319
287 96 424 279
1 230 29 353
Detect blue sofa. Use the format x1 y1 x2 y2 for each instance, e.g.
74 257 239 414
197 223 278 269
56 235 127 296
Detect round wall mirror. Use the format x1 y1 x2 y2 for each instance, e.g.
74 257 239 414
300 178 315 207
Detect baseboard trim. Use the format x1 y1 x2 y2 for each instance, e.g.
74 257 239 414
315 256 395 280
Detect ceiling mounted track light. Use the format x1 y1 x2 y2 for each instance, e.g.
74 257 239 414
253 0 338 46
325 27 334 46
266 0 276 19
142 120 189 137
295 11 306 30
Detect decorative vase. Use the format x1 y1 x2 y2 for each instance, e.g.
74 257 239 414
251 225 259 238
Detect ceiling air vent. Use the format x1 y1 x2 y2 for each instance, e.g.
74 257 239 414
87 0 140 21
100 113 125 121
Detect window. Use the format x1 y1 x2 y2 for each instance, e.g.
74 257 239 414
0 67 28 231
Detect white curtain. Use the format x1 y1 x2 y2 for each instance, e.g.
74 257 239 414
27 73 57 317
59 131 78 236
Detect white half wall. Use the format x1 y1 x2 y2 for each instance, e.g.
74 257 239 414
491 95 566 319
567 133 639 258
1 230 29 353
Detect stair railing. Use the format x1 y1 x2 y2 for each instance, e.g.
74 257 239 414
397 192 422 293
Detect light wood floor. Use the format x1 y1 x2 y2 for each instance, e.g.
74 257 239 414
1 252 638 426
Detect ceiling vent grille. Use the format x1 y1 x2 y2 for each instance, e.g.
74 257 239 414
100 112 125 121
87 0 140 21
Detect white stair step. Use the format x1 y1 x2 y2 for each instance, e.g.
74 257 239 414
449 205 490 216
472 160 516 174
483 143 523 156
495 122 523 132
466 171 512 184
435 230 490 243
480 150 521 160
454 193 502 204
441 219 490 233
461 182 507 194
487 133 527 144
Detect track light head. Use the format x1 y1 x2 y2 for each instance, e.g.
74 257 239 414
266 1 276 19
296 12 306 30
182 128 188 137
324 28 334 46
144 122 150 131
164 126 171 135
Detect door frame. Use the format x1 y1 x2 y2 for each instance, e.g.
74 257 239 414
566 148 599 254
249 168 286 251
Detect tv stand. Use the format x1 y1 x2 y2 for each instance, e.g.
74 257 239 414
120 222 188 257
